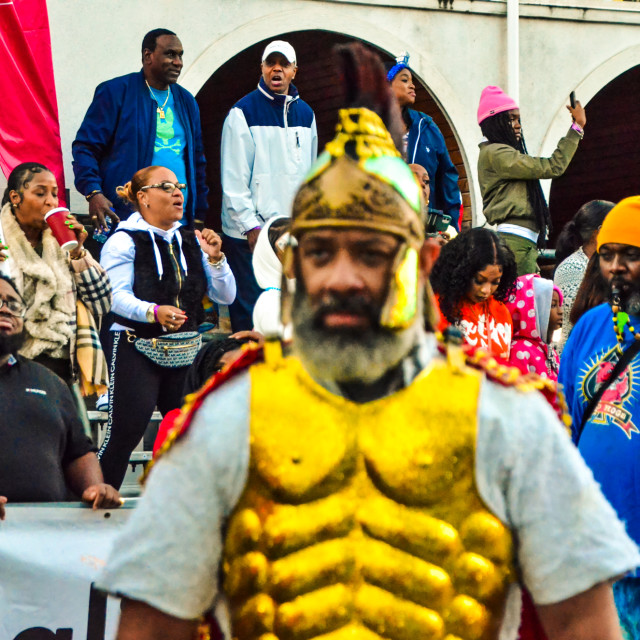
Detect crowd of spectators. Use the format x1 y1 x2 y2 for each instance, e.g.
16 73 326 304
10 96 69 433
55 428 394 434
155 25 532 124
0 25 611 493
0 21 639 639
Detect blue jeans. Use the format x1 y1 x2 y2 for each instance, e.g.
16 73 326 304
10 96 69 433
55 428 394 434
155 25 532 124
222 234 263 332
613 577 640 639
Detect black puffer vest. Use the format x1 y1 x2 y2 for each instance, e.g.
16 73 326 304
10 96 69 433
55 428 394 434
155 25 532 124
113 228 206 338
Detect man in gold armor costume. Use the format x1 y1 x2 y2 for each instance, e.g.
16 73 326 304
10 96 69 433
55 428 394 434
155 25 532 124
101 45 639 640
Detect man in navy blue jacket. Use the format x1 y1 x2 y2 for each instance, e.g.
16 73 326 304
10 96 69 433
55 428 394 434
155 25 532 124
72 28 208 231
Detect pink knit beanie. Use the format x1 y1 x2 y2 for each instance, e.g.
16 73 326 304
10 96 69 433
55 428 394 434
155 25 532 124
477 86 519 125
553 284 564 307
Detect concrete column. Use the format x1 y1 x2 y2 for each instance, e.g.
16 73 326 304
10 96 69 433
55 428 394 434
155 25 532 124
507 0 519 103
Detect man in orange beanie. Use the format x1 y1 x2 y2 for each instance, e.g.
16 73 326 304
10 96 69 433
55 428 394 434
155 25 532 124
560 195 640 636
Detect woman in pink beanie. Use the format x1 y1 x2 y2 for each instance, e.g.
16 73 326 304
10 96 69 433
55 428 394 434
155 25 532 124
477 86 586 275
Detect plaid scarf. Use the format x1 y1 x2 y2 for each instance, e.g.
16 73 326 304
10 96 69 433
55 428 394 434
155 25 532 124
75 298 108 396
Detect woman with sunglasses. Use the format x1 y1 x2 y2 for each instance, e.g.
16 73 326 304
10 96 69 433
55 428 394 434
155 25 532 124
98 165 236 489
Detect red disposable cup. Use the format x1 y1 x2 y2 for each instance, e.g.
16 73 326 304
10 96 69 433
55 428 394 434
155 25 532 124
44 207 78 251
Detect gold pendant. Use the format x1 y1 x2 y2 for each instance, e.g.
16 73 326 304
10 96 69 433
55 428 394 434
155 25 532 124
158 107 165 120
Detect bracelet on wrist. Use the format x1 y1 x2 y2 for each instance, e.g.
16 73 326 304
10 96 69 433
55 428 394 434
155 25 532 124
207 253 226 269
70 248 87 260
86 190 103 202
571 122 584 137
146 304 158 323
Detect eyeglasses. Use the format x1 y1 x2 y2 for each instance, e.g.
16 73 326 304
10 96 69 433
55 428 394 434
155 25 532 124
0 297 26 318
140 181 186 194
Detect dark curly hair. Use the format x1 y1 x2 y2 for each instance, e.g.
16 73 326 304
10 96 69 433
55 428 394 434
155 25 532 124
431 227 517 324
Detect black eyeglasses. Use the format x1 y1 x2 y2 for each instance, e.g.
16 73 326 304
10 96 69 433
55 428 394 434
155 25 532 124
140 181 186 194
0 298 26 318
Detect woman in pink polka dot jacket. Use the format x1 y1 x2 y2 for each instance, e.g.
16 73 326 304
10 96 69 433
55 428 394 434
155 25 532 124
505 274 563 380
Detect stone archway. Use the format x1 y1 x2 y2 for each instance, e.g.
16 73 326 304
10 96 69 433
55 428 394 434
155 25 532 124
194 30 470 230
548 63 640 239
541 46 640 239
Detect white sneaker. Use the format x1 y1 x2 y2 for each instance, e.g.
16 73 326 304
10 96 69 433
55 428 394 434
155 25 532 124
96 392 109 412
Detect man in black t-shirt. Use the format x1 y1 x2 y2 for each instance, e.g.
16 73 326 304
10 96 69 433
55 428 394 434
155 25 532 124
0 275 120 520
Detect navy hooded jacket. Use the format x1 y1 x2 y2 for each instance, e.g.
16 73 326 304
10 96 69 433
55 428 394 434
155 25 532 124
405 108 461 229
72 71 208 227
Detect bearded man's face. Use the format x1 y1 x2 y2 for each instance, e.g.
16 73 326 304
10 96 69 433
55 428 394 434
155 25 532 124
291 228 420 384
600 243 640 310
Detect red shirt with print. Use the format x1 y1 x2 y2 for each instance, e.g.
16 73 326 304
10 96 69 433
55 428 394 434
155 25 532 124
436 296 513 360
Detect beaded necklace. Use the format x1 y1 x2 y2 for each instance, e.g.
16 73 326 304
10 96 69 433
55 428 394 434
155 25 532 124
611 292 640 343
145 80 170 120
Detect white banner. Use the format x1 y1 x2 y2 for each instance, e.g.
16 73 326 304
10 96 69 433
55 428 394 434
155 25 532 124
0 503 134 640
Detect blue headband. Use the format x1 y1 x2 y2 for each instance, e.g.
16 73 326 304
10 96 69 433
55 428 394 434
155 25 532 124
386 52 411 82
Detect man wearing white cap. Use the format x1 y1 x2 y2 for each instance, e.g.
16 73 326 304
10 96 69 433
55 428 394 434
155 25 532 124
220 40 317 331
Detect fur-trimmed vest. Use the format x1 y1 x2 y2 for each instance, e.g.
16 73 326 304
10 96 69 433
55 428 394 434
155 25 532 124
113 228 206 338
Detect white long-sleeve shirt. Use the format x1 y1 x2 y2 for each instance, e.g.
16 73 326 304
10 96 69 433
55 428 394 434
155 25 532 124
101 213 235 330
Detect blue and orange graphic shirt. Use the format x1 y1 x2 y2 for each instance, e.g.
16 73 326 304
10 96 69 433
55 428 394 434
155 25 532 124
151 89 188 224
560 302 640 560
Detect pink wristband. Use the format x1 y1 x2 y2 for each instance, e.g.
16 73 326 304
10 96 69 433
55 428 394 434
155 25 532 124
153 305 159 321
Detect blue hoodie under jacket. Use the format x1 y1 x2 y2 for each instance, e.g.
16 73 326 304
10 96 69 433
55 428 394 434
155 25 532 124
72 71 208 227
405 108 461 229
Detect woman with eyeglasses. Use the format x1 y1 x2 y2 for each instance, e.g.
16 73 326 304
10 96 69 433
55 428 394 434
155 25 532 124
0 162 111 395
98 165 236 489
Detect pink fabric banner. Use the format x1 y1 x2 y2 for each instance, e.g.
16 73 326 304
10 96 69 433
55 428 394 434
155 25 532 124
0 0 66 204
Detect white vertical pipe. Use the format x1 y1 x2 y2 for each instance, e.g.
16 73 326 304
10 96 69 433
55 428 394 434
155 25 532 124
507 0 520 104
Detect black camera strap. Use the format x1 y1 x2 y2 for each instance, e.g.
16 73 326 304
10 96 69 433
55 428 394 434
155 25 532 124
576 339 640 445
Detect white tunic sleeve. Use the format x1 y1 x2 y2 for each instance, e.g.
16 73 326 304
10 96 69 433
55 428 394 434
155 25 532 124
97 373 251 620
476 379 640 606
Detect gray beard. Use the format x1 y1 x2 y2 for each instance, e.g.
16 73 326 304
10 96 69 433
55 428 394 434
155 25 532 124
291 291 421 386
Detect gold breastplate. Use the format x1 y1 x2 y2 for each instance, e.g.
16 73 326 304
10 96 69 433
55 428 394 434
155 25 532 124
223 355 514 640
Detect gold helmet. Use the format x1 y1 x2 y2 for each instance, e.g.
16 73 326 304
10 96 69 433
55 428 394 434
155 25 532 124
289 43 426 330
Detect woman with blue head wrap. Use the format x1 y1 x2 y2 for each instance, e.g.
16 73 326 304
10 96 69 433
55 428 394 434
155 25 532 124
387 52 462 230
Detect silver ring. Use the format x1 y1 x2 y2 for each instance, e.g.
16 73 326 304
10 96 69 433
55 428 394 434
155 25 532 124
171 313 176 320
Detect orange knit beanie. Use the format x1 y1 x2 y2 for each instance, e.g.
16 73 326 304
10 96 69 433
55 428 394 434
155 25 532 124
597 196 640 251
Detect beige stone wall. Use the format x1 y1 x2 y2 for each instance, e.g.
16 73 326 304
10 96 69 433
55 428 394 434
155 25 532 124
48 0 640 222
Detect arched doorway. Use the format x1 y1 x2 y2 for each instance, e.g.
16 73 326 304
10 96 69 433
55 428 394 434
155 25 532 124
196 30 469 230
549 65 640 240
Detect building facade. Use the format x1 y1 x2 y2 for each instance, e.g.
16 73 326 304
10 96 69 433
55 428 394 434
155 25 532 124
46 0 640 231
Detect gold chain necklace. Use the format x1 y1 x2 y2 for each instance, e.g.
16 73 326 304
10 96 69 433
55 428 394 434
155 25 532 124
145 79 170 120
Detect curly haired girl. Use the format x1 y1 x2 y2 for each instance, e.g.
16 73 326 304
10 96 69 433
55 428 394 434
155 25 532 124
431 227 517 359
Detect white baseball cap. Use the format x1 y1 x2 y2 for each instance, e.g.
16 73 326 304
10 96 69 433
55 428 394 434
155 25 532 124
262 40 297 65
